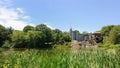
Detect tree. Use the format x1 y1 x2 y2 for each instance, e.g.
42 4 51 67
0 24 8 46
12 30 46 48
101 25 115 37
23 25 34 32
62 32 71 42
11 31 29 48
75 30 80 34
6 27 14 41
82 31 90 36
1 27 14 48
27 31 45 48
107 25 120 44
52 29 63 44
35 24 52 43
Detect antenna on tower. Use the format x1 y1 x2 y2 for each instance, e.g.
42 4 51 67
70 23 72 29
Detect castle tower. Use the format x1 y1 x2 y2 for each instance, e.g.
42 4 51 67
69 28 73 40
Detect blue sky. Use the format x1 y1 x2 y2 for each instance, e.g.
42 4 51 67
0 0 120 32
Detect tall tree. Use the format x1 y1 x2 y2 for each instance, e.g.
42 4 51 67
52 29 63 44
35 24 52 43
0 24 8 46
23 25 34 32
27 31 45 48
6 27 14 41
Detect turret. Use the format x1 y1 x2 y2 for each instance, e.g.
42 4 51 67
69 28 72 40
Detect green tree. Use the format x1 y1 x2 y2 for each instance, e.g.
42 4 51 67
62 32 71 42
23 25 34 32
35 24 52 43
6 27 14 41
82 31 89 36
75 30 80 34
2 27 14 48
11 31 29 48
108 25 120 44
0 24 8 46
101 25 115 37
52 29 63 44
27 31 45 48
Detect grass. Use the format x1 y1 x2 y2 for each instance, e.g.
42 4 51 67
99 43 120 49
0 48 120 68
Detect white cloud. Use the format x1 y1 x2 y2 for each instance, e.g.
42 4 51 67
47 25 55 30
4 20 27 30
0 0 34 30
0 0 12 7
16 8 24 14
0 7 19 20
22 16 30 19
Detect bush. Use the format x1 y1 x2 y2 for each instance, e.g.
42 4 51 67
2 40 11 48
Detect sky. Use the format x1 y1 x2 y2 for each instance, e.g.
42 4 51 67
0 0 120 32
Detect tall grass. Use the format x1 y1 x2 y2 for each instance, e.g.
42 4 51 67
0 48 120 68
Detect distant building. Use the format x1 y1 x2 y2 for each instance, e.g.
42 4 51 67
70 28 84 41
70 28 103 43
78 34 84 41
92 32 101 38
92 32 103 43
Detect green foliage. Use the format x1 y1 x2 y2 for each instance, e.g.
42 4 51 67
0 24 13 46
2 40 11 48
10 24 71 48
75 30 80 34
52 29 71 45
101 25 115 37
100 25 120 45
108 25 120 44
102 36 109 44
1 23 120 48
62 32 71 42
99 43 120 49
102 25 120 44
36 24 52 43
82 31 91 36
11 30 46 48
0 24 7 46
11 31 29 48
52 29 63 43
0 49 120 68
6 27 14 42
27 31 45 48
23 25 34 32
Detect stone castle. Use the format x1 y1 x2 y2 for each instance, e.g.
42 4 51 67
69 28 103 43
